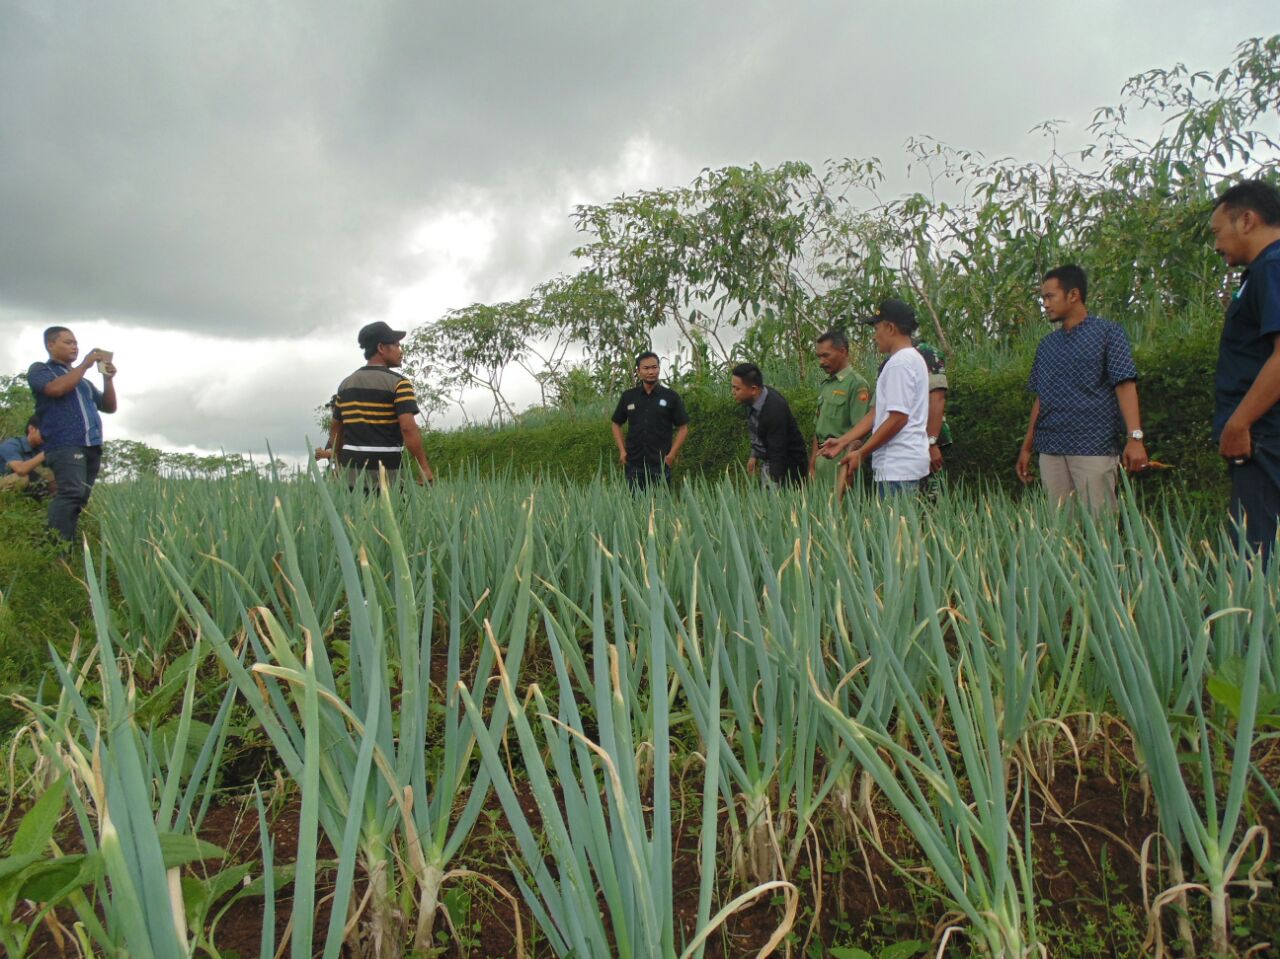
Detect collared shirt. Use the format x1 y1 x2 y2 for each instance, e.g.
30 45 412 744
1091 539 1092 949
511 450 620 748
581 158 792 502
333 365 419 470
611 382 689 465
747 387 769 459
1026 315 1138 456
814 365 870 441
27 362 106 451
0 436 35 476
1215 238 1280 440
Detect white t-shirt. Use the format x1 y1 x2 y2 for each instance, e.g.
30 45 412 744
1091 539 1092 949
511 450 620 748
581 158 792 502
871 347 930 481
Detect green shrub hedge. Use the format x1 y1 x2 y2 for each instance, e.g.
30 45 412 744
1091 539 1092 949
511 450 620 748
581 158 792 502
426 322 1228 501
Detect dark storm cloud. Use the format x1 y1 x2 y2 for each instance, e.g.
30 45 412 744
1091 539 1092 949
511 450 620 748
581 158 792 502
0 1 780 336
0 0 1268 349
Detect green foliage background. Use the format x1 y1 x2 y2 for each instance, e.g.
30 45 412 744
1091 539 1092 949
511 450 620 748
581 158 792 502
424 314 1226 501
403 36 1280 428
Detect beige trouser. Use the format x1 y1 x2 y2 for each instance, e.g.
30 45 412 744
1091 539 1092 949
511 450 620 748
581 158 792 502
0 473 29 493
1039 454 1118 513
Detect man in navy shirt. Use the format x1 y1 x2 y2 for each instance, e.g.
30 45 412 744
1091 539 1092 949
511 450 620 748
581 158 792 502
610 352 689 490
1016 265 1149 512
0 417 48 494
27 327 117 541
1210 179 1280 558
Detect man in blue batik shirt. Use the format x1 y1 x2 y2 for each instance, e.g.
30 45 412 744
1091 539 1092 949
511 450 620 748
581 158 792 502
27 326 117 542
1016 265 1149 513
1210 179 1280 559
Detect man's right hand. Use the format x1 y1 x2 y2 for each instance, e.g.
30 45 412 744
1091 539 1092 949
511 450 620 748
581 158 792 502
1015 448 1034 485
746 457 757 476
618 449 627 466
80 349 108 368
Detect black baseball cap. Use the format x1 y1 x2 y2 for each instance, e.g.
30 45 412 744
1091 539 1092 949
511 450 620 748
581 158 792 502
859 299 918 334
357 321 407 350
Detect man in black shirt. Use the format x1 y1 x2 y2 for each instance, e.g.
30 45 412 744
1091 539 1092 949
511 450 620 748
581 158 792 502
1211 179 1280 558
330 321 436 489
730 362 807 487
611 352 689 489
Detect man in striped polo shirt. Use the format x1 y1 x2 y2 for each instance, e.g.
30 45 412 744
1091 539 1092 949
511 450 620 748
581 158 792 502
329 321 435 488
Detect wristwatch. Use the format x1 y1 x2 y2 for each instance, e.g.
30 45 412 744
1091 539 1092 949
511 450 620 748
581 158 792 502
927 436 939 446
1128 429 1144 441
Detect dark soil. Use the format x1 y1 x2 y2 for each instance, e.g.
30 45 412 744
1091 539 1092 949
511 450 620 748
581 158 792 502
19 732 1280 958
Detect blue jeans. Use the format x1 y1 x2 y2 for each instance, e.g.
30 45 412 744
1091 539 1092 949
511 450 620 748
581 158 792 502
45 445 102 542
1229 434 1280 562
875 479 921 499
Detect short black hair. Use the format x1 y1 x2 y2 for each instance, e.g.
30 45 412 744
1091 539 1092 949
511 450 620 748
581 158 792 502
43 326 71 348
635 351 659 367
1043 265 1088 305
25 416 39 432
363 344 380 360
1215 179 1280 227
731 362 763 389
816 330 849 351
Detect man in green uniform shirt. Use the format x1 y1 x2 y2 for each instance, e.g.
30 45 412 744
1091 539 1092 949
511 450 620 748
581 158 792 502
913 339 953 495
810 330 871 494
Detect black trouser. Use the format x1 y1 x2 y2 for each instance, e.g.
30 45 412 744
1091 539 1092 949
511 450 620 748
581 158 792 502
45 445 102 542
339 453 402 494
625 461 671 491
345 465 399 493
1229 434 1280 561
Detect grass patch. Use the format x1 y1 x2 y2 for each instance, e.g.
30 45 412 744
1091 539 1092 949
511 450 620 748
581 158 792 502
0 493 92 734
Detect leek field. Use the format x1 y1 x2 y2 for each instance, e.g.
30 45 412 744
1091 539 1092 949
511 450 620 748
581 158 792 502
1 471 1278 959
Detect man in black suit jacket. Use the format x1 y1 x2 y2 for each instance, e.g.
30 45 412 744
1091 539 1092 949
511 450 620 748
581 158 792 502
730 362 808 487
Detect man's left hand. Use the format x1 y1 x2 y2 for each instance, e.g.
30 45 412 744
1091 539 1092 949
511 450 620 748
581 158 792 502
1122 439 1150 473
102 362 117 378
1219 419 1252 463
929 445 943 473
664 451 677 467
840 448 864 474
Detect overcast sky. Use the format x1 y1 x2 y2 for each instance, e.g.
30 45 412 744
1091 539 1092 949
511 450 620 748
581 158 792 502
1 1 1275 457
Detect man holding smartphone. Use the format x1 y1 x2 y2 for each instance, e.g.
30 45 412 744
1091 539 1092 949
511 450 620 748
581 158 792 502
27 326 117 542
